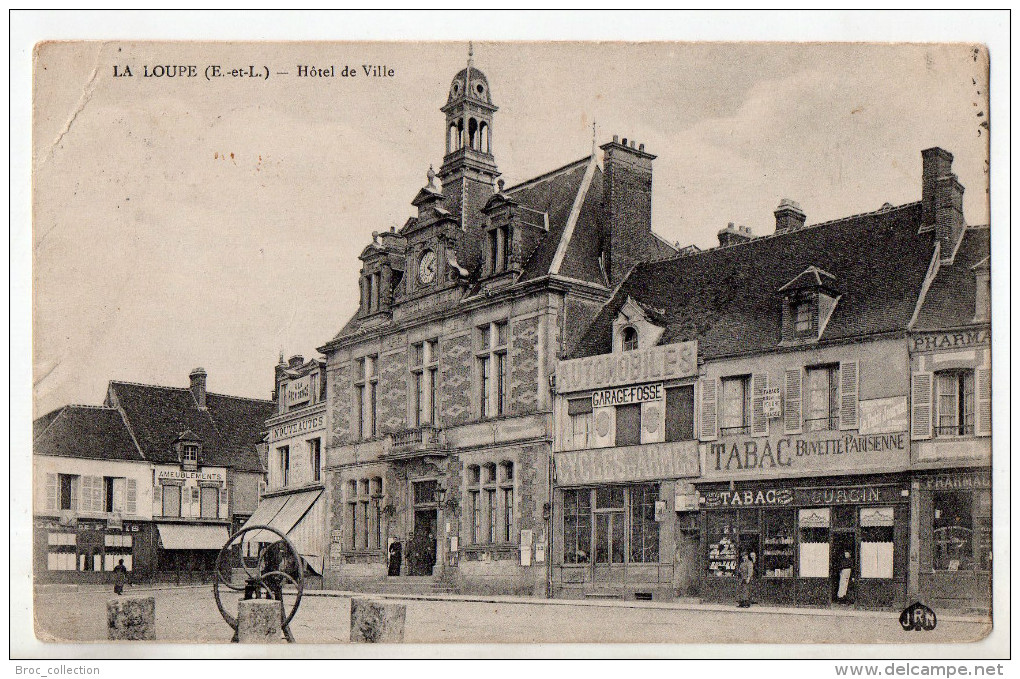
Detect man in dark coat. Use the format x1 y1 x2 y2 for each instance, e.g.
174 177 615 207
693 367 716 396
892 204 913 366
112 559 128 595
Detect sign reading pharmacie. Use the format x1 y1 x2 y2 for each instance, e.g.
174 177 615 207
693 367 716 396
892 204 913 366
556 340 697 394
701 430 910 480
268 412 325 442
910 328 989 353
700 483 907 508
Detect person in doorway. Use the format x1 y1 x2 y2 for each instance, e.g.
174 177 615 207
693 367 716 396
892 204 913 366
837 550 854 603
388 539 402 576
262 541 284 601
112 559 128 595
736 551 754 608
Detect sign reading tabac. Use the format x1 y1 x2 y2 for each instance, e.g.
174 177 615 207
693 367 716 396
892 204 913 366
556 340 697 394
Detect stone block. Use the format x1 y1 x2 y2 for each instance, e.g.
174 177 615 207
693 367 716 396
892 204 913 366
237 599 284 643
106 596 155 641
350 598 406 643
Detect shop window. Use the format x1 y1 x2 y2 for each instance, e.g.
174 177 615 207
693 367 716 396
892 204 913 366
719 375 751 435
935 370 975 437
707 511 739 577
933 491 974 571
161 484 182 518
798 508 831 577
410 339 439 427
563 488 592 564
567 397 593 450
665 385 695 441
615 403 641 446
104 534 134 571
805 364 840 432
859 507 894 579
762 510 795 578
47 532 77 571
622 326 639 352
200 486 220 519
477 322 509 418
629 484 659 563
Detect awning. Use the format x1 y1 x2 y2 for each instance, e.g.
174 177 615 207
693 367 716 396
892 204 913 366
156 523 230 550
240 489 325 570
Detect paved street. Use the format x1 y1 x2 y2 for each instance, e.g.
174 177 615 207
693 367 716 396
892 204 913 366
32 584 992 646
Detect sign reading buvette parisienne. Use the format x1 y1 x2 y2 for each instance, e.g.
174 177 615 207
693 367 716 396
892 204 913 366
556 341 697 394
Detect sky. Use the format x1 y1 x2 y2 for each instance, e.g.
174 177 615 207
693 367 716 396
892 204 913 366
32 40 990 417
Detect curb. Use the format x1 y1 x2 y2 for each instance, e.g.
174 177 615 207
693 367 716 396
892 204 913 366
303 589 990 625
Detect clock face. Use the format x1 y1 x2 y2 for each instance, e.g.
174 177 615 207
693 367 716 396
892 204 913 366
418 249 437 285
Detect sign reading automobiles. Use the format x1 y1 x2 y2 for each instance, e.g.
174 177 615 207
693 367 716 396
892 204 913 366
556 340 697 394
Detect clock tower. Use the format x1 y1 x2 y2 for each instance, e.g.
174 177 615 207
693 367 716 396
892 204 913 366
437 44 500 277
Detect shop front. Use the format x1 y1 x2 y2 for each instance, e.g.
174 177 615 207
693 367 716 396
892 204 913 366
911 469 991 612
35 517 156 583
151 464 232 579
551 440 700 601
697 476 910 609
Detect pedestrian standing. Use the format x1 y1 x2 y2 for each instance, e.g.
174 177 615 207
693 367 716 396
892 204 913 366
112 559 128 595
837 550 854 603
736 551 754 608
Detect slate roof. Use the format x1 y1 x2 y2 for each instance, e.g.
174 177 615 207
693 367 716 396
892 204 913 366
912 225 991 331
570 202 937 360
107 381 274 472
34 405 144 462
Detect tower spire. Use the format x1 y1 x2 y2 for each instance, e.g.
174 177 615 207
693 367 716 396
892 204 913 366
591 119 597 155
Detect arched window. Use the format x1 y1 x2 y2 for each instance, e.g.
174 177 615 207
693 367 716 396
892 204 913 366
448 124 459 153
622 326 639 351
468 118 478 150
479 122 489 154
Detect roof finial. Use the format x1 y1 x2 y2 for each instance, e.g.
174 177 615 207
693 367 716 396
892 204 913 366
591 119 597 155
278 350 285 365
468 41 474 68
427 164 436 188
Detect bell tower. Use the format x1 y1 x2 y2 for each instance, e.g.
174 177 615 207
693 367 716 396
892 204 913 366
437 43 500 276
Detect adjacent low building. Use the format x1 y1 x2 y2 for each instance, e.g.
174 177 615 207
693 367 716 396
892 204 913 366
33 369 275 582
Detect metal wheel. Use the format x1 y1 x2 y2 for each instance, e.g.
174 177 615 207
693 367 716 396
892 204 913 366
213 524 305 641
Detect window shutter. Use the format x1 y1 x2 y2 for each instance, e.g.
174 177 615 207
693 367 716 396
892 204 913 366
910 372 933 440
153 484 162 516
751 373 769 437
220 487 230 519
80 476 93 512
975 367 991 436
113 478 126 513
839 360 859 430
126 479 137 515
640 400 665 444
94 476 104 511
699 378 718 441
46 473 57 511
784 368 803 434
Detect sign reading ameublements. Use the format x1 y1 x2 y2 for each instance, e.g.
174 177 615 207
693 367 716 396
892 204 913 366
592 383 663 407
556 341 697 393
157 469 224 481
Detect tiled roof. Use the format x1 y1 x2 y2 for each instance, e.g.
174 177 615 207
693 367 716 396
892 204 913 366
33 406 144 462
108 381 273 472
570 202 936 359
912 225 991 331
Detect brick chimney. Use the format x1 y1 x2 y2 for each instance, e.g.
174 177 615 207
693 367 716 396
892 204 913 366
600 135 658 284
288 354 305 369
921 147 965 262
189 367 207 409
774 199 806 234
718 222 754 247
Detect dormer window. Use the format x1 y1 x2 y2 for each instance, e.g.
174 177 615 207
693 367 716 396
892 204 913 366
622 326 639 351
182 445 198 465
779 266 840 344
488 224 511 274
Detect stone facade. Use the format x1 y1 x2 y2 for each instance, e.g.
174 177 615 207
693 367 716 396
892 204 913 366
439 334 473 427
510 316 539 415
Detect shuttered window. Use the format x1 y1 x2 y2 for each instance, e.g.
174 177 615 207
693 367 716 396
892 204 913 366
699 379 718 441
911 372 934 440
784 368 803 434
665 385 695 442
615 404 642 447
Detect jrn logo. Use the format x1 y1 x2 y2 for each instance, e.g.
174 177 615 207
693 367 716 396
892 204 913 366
899 602 937 631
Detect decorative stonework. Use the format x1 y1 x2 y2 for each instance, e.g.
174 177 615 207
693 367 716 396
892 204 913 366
510 316 539 415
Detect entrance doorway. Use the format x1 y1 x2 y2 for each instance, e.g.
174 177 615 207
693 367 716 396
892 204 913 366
831 531 856 604
408 479 439 576
409 509 437 576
